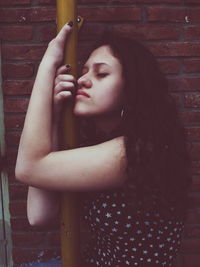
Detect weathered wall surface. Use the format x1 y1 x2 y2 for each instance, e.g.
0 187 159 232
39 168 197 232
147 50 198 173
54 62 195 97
0 0 200 266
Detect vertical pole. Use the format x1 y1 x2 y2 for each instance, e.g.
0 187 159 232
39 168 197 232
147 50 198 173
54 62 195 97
56 1 80 267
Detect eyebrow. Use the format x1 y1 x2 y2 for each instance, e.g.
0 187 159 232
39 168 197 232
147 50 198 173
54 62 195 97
83 62 111 69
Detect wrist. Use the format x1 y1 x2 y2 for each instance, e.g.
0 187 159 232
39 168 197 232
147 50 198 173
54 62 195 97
39 56 59 72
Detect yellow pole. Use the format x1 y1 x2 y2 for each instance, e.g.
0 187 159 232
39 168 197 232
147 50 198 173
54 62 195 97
56 1 80 266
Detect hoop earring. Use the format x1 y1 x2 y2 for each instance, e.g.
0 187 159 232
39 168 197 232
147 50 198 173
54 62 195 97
121 109 124 118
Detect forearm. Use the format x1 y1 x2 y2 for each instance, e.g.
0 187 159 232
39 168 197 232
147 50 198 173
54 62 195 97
16 59 57 172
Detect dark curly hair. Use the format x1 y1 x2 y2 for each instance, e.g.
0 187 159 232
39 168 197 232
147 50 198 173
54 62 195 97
79 30 192 220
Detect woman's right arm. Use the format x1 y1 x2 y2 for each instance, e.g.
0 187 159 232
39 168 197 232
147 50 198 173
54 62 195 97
27 187 60 226
26 65 71 226
27 120 60 226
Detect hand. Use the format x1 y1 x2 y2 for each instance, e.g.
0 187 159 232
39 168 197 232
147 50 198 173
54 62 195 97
42 22 73 67
53 64 76 123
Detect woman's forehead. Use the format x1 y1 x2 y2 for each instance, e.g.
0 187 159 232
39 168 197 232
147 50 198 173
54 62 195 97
85 45 120 68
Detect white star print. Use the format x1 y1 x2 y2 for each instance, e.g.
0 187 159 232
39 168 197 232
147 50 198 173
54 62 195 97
126 223 131 228
105 212 112 218
102 203 107 208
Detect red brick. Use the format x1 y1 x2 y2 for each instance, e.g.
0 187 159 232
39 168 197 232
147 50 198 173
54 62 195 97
11 218 32 231
6 147 18 167
3 80 33 96
184 59 200 73
0 7 55 23
179 111 200 126
80 0 181 2
38 0 55 4
112 24 180 40
184 93 200 108
147 7 200 23
9 184 28 200
78 7 141 22
38 24 56 42
4 98 29 113
78 23 109 41
147 42 200 57
0 26 33 41
168 77 200 92
2 44 46 60
0 0 30 6
46 232 60 246
9 201 27 216
5 115 25 131
158 59 180 74
12 232 45 246
186 127 200 141
170 93 182 106
184 26 200 40
6 131 21 146
2 63 34 79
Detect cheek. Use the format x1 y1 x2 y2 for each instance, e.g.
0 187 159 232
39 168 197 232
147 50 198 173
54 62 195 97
95 79 124 110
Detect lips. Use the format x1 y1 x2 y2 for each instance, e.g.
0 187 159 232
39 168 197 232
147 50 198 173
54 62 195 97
76 90 90 98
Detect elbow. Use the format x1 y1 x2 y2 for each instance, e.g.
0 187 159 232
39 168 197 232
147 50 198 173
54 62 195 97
28 214 48 227
27 210 59 227
15 162 32 184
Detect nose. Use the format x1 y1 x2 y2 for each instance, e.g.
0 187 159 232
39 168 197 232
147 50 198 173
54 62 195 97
77 74 92 89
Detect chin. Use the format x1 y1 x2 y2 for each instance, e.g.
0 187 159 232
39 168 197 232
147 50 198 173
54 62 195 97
73 106 91 117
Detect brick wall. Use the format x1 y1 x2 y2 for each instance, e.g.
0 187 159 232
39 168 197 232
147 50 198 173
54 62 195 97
1 0 200 266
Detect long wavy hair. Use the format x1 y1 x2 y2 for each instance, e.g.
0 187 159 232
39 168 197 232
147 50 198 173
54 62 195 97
79 30 192 220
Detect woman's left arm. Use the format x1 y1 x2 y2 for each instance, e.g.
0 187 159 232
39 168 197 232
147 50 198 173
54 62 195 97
15 23 128 192
16 23 72 176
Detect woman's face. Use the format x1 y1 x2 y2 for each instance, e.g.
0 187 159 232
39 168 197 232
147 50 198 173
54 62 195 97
73 45 124 118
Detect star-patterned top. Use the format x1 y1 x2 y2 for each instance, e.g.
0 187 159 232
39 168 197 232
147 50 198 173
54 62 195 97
80 187 184 267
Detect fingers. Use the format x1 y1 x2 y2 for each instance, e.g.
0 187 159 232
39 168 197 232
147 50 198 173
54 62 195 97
54 91 72 104
55 22 73 47
54 81 75 95
54 65 76 91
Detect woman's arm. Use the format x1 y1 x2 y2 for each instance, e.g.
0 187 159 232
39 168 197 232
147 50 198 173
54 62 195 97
15 22 127 192
27 187 60 226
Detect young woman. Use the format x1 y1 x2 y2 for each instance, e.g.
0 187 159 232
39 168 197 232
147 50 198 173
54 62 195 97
16 22 191 267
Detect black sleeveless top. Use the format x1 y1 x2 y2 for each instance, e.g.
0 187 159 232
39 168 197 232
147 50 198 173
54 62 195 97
79 125 185 267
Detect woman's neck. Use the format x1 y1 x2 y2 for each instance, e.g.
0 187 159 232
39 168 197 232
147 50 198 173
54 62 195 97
92 114 122 136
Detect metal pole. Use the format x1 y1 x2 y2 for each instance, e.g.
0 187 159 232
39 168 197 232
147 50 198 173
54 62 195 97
56 1 80 266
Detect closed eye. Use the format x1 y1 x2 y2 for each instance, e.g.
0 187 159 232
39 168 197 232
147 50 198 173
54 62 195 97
97 73 108 78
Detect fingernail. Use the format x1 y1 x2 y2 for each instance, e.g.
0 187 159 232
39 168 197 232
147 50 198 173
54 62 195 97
67 21 73 27
66 64 71 69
